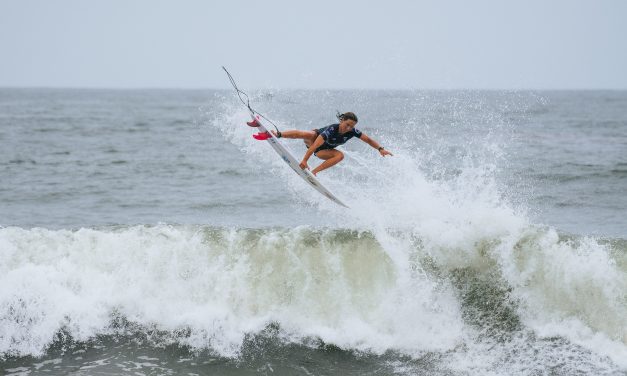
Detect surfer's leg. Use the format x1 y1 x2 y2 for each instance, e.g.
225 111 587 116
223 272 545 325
272 130 318 146
311 149 344 175
272 130 316 140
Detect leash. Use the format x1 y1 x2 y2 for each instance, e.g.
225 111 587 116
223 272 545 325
221 66 280 133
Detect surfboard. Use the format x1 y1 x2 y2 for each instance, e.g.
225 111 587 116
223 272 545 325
247 113 349 208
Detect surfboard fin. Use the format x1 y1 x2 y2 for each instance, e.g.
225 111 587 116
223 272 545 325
252 132 271 140
246 118 261 127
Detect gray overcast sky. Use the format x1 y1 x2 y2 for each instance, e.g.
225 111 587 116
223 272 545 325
1 0 625 89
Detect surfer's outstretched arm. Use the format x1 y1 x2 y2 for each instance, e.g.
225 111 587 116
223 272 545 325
359 133 393 156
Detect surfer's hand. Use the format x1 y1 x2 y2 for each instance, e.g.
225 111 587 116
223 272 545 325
380 149 393 157
299 160 309 170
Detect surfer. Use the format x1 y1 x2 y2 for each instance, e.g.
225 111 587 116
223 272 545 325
272 112 393 175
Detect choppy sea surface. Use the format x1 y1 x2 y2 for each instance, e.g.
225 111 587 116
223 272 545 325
1 89 626 375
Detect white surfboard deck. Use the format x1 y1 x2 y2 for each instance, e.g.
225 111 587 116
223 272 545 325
249 114 349 208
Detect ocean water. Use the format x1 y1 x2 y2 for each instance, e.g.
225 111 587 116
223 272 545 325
0 88 626 375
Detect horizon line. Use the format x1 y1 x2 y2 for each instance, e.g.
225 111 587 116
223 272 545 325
1 85 626 92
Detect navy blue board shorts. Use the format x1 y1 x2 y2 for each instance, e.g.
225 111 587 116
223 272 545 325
310 124 363 154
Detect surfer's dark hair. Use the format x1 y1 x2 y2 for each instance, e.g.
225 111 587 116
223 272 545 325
337 111 358 123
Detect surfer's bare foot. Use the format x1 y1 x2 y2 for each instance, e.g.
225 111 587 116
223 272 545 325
271 130 281 138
